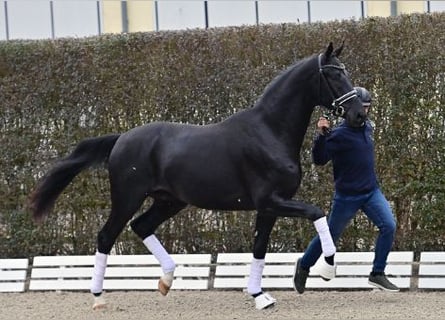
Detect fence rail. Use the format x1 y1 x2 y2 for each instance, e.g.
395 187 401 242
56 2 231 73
2 251 445 293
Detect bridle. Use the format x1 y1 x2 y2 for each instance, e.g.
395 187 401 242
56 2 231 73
318 54 357 117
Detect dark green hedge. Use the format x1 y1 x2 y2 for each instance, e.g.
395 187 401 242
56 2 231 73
1 12 444 258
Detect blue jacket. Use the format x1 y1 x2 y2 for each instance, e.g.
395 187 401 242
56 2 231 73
312 120 378 195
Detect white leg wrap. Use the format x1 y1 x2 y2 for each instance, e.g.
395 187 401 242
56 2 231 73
247 258 265 295
90 252 108 294
143 235 176 274
314 216 336 257
161 271 174 287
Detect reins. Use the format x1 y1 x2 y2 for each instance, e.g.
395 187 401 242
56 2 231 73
318 53 357 118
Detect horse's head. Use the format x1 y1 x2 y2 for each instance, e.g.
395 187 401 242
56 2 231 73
318 42 367 127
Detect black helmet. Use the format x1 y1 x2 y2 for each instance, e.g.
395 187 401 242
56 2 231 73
354 87 372 107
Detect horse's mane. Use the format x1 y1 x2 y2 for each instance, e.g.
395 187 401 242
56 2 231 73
256 53 317 107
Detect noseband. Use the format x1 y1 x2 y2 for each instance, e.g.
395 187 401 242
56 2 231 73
318 54 357 117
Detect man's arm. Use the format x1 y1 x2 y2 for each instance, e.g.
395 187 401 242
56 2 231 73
312 117 331 165
312 134 331 165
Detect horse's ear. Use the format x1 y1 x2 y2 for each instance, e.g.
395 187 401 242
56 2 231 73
325 42 334 58
333 41 345 57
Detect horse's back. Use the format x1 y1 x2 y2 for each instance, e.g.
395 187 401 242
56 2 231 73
107 120 255 210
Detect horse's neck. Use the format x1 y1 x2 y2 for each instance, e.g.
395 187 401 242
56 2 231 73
257 78 316 154
267 102 314 155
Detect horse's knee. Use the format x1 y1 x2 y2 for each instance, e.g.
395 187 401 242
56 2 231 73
253 237 268 260
252 215 276 259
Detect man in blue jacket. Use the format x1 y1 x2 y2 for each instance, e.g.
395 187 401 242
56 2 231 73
293 87 399 293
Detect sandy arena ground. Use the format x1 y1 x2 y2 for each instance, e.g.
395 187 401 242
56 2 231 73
1 290 444 320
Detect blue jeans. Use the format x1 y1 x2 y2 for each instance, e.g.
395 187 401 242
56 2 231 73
300 188 396 273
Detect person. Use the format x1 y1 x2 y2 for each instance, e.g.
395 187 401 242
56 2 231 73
293 87 399 293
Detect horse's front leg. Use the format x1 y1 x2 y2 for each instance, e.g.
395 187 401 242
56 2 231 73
265 195 336 258
248 213 277 310
263 195 337 279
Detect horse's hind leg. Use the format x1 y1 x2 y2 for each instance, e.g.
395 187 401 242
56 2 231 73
91 190 147 309
130 198 186 295
248 213 277 310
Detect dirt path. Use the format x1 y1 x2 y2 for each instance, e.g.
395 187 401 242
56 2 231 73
1 290 444 320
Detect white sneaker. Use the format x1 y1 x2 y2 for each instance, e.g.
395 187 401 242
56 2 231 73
317 258 336 281
254 292 276 310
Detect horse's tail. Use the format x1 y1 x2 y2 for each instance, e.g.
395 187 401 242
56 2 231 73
29 134 120 222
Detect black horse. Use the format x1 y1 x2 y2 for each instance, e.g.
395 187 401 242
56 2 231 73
29 42 366 310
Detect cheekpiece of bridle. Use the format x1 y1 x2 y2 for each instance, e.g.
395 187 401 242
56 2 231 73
318 54 357 118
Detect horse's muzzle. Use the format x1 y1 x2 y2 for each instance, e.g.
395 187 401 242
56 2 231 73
346 110 367 127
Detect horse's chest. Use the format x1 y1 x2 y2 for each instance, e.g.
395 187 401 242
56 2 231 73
272 161 301 192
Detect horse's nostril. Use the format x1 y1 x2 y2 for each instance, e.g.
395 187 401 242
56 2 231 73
358 112 366 121
352 112 367 126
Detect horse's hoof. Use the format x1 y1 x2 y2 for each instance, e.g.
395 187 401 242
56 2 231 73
158 272 174 296
254 292 276 310
92 295 107 310
92 302 107 310
158 278 171 296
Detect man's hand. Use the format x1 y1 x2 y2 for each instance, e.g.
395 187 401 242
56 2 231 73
317 117 331 135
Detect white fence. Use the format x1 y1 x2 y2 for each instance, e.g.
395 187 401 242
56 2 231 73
2 251 445 293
